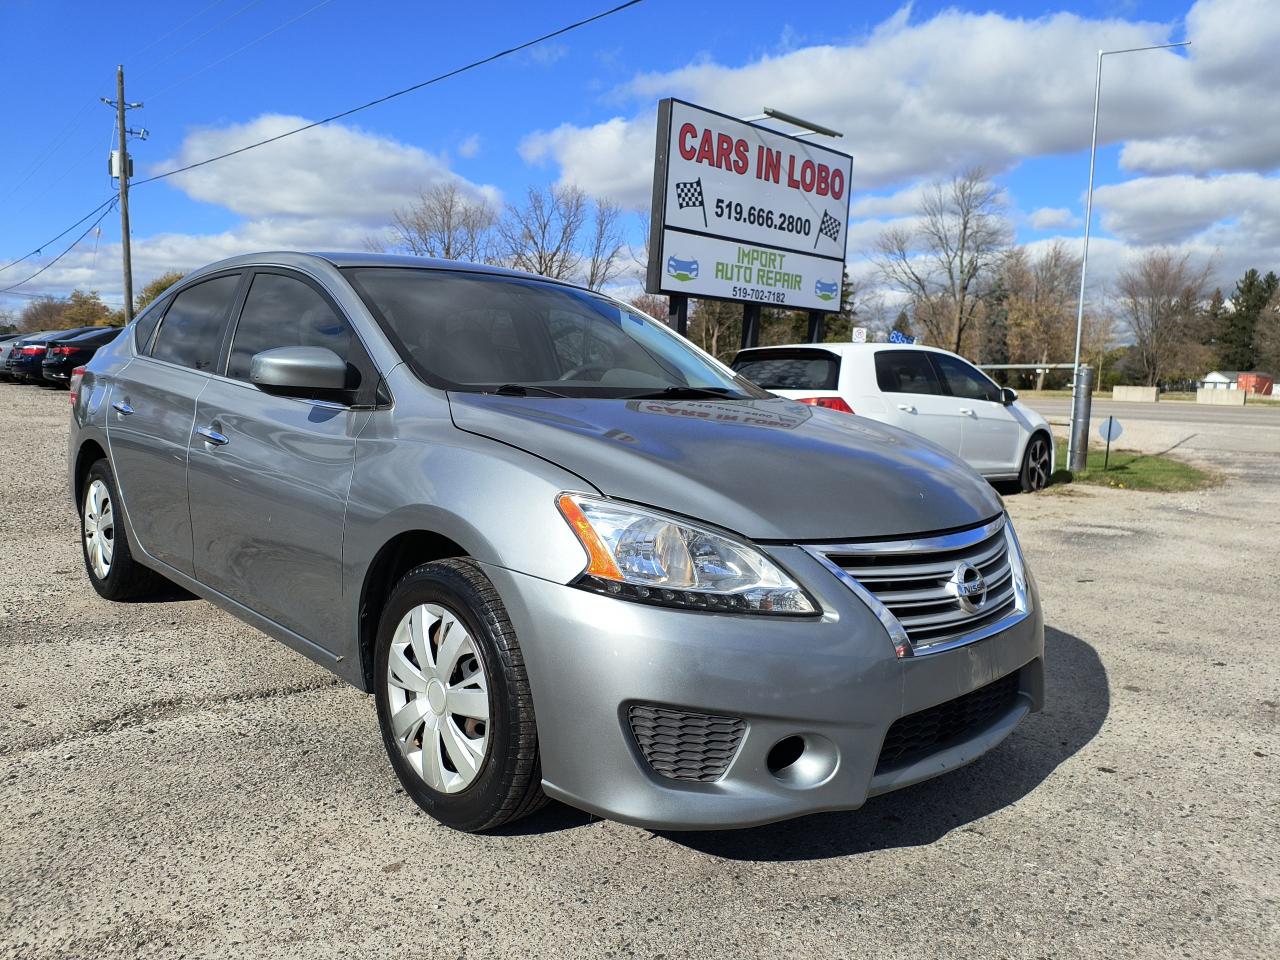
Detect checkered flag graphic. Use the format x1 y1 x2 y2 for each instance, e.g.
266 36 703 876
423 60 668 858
815 210 842 249
674 178 708 228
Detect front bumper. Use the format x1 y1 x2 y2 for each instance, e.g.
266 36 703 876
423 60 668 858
482 547 1044 830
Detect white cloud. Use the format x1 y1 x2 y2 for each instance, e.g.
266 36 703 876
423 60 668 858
1028 207 1080 230
155 114 495 222
517 0 1280 293
457 133 482 159
1 116 502 312
1094 172 1280 246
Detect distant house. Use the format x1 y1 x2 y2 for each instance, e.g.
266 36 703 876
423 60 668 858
1200 370 1274 395
1201 371 1241 390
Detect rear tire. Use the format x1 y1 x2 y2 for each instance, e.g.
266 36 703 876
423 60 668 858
1019 433 1052 493
80 459 167 600
374 559 546 832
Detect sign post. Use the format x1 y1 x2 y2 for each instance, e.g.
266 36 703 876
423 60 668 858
646 99 853 329
1098 416 1123 471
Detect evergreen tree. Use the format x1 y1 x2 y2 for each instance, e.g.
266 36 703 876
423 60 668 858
1203 287 1227 367
1223 269 1279 370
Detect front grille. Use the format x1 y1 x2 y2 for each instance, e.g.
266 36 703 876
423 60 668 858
820 518 1020 652
875 671 1021 773
627 704 746 782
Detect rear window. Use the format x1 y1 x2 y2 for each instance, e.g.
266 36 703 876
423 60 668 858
732 350 840 390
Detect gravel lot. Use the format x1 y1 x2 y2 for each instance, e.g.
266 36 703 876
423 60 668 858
2 381 1276 959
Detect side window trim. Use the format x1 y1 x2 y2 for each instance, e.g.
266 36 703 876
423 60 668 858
133 294 172 354
225 267 381 405
145 270 247 367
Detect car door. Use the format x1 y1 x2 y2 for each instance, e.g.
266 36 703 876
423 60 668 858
186 269 377 651
106 272 244 576
929 352 1022 474
871 349 965 457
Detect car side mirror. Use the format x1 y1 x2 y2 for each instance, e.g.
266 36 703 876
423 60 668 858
999 387 1018 406
250 346 348 399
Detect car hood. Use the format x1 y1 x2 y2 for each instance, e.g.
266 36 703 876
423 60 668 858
448 394 1003 541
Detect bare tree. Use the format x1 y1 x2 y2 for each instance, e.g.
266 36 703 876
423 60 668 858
386 182 497 262
1252 286 1280 377
874 168 1011 353
584 199 625 290
688 298 741 362
1115 249 1212 386
627 292 669 320
1002 241 1081 389
497 184 588 281
18 296 68 333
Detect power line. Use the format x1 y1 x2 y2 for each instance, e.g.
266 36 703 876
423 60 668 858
0 199 118 295
128 0 230 62
136 0 644 186
0 196 117 276
139 0 268 76
0 101 96 207
0 1 645 292
150 0 339 101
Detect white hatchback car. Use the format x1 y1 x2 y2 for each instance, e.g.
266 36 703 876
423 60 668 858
732 342 1054 491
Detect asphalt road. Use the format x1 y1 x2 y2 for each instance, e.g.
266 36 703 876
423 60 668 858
2 381 1276 959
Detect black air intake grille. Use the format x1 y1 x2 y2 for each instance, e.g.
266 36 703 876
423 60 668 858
876 671 1021 774
628 704 746 782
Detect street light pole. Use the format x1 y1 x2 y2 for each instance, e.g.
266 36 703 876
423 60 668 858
1067 40 1190 473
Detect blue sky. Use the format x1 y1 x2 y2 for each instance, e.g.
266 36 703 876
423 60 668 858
2 0 1274 311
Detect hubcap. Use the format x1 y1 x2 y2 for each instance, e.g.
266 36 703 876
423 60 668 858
386 603 491 794
1028 439 1050 490
83 479 115 580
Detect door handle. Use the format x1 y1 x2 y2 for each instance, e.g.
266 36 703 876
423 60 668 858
111 400 133 416
196 426 229 446
896 403 916 413
958 408 974 416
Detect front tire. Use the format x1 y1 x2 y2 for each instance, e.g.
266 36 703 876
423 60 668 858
1019 433 1052 493
80 459 167 600
374 559 545 832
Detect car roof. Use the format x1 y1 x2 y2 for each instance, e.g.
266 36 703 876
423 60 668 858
181 250 585 291
734 341 951 358
54 326 121 343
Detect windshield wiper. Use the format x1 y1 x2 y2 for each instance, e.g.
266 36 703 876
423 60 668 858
625 386 743 400
490 383 570 398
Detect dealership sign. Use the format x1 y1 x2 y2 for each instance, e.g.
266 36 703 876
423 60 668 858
646 98 853 312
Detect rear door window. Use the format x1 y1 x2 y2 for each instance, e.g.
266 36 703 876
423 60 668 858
931 353 1001 402
150 274 241 372
732 351 840 390
874 350 944 395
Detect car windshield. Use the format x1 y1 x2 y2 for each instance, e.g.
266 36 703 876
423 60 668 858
342 267 765 399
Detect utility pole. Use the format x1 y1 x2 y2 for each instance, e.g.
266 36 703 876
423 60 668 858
103 66 145 322
114 65 134 322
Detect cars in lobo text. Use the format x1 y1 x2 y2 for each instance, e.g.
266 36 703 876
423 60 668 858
733 341 1055 492
69 252 1044 832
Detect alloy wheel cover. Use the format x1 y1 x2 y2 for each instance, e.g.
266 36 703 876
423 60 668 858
386 603 491 793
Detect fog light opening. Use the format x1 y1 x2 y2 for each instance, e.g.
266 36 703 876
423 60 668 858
767 736 805 775
766 733 838 788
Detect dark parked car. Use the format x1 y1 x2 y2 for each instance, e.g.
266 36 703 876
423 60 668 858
41 327 122 386
6 328 98 382
1 332 47 380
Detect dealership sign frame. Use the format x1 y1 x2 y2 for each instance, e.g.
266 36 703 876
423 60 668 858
645 98 853 313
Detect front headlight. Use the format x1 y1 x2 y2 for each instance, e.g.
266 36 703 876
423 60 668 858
556 493 817 616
